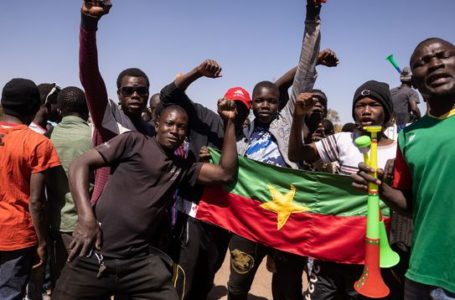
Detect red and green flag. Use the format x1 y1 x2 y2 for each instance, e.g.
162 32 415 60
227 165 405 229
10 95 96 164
195 149 390 265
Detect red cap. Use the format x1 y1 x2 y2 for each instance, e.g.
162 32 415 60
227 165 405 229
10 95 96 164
224 87 251 110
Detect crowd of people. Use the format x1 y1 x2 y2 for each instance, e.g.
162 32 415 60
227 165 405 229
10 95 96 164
1 0 455 299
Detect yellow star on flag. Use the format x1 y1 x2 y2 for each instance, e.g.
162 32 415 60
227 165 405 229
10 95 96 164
260 184 309 230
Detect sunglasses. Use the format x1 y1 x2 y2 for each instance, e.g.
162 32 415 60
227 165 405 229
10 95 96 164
119 86 149 97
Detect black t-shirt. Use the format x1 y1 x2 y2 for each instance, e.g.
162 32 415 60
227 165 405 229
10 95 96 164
95 132 202 258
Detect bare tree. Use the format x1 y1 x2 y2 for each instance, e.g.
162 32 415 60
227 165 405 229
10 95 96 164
326 108 340 124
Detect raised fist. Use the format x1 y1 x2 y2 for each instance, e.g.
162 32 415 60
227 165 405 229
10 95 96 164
308 0 327 6
295 92 318 117
82 0 112 18
196 59 222 79
317 48 339 67
217 98 237 120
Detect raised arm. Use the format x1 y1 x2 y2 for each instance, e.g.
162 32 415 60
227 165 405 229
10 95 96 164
275 49 339 110
197 99 237 185
175 59 222 91
275 66 297 111
288 93 321 163
282 0 323 118
160 60 225 157
67 149 107 261
79 0 112 129
160 59 222 109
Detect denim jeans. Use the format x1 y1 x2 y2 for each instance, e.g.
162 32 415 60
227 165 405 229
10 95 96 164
405 278 455 300
0 247 35 300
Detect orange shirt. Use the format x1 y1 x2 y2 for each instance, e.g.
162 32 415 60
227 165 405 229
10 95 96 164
0 122 60 251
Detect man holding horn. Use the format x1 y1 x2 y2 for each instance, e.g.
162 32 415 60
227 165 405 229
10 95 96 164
353 37 455 300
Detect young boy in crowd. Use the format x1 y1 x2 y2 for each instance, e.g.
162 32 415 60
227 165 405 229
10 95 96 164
288 80 401 299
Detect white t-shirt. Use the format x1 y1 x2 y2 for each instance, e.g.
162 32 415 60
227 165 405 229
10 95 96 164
314 132 397 175
384 124 398 141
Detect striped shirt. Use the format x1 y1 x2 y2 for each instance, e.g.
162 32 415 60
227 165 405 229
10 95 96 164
314 132 397 175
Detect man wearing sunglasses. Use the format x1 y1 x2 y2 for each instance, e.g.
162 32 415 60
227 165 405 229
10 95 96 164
79 0 155 203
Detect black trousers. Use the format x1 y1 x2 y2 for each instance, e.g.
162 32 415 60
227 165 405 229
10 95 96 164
175 216 230 300
49 232 72 288
52 252 178 300
227 235 272 300
304 260 366 300
228 234 308 300
304 259 406 300
272 251 307 300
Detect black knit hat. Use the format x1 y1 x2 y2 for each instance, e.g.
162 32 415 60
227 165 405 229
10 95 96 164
1 78 41 118
352 80 393 124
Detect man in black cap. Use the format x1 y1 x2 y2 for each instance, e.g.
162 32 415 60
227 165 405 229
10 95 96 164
288 80 396 169
0 78 61 300
391 67 421 132
288 80 403 299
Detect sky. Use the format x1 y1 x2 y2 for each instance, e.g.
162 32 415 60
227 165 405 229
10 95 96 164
1 0 454 124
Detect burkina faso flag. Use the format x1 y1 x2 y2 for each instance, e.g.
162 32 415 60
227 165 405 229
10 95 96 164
196 148 390 265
